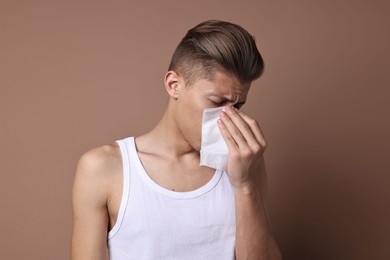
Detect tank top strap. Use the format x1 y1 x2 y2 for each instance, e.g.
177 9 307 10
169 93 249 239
107 138 131 239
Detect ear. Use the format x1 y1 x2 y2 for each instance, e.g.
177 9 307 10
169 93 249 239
164 70 183 99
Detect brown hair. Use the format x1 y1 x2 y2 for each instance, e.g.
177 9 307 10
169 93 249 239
168 20 264 86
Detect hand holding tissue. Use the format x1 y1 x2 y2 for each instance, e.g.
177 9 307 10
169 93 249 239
199 106 229 171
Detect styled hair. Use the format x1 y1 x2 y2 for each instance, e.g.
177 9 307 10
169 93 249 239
168 20 264 86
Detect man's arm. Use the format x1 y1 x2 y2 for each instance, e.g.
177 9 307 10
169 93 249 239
217 106 282 260
71 147 111 260
233 156 282 260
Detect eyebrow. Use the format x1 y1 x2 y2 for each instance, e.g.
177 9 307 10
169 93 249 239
210 95 246 105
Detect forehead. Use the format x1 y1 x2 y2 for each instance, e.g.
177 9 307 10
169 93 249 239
194 70 251 98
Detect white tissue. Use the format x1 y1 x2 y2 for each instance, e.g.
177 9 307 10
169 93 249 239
199 106 229 171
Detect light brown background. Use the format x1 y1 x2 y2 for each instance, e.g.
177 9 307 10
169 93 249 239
1 0 389 259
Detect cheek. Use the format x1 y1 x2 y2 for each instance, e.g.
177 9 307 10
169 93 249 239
180 95 205 122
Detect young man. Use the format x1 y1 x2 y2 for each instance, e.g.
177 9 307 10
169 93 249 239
71 20 282 260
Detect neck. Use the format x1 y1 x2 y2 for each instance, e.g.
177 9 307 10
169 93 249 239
135 101 198 160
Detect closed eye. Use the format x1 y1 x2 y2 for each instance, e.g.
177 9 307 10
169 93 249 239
210 100 224 106
210 100 244 110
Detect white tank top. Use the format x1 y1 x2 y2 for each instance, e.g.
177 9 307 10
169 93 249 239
107 136 236 260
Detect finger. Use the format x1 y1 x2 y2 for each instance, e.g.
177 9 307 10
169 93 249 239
237 110 267 147
217 118 239 150
218 110 248 149
223 106 259 148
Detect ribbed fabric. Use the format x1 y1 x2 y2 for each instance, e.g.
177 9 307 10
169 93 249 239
107 136 236 260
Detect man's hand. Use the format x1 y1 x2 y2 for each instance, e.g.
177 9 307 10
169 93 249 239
217 105 267 191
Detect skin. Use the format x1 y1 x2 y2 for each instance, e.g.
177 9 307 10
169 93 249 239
71 69 282 260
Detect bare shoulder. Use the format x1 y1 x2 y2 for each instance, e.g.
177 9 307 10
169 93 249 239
77 142 121 175
73 142 122 204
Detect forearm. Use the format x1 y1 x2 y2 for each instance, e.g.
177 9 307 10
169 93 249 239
233 186 282 260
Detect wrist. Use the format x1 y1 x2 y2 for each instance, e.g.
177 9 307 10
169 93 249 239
232 179 267 205
232 181 260 196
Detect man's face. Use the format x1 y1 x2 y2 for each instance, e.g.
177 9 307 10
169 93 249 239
174 70 251 152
